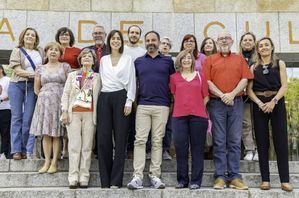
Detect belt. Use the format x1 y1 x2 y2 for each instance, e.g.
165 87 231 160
254 91 277 97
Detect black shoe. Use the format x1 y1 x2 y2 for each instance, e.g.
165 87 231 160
69 182 78 189
189 184 200 190
175 183 188 189
79 183 88 189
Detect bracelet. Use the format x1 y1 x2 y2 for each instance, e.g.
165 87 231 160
272 98 278 104
256 99 262 105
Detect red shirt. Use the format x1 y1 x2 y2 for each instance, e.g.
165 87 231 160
60 47 81 69
202 52 253 97
170 72 209 118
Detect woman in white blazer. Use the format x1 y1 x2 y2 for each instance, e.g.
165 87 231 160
61 48 101 189
97 30 136 188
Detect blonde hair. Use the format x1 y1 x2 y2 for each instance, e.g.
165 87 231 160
18 27 40 50
175 49 195 72
77 48 97 67
253 37 279 69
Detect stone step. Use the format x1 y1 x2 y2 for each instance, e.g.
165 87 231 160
2 159 299 174
0 172 298 188
0 187 298 198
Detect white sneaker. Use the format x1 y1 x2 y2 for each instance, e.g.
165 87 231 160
0 153 6 160
244 151 254 161
127 176 143 190
149 175 165 189
253 152 259 161
162 151 172 160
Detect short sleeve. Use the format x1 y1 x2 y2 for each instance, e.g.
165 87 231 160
240 56 254 80
170 74 176 95
200 73 209 97
202 56 211 81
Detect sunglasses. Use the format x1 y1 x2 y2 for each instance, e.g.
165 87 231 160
262 65 269 75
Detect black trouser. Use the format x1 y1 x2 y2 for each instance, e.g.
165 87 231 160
0 109 11 158
252 96 289 183
97 89 130 188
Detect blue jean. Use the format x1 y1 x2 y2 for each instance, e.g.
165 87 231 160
172 115 208 186
8 81 36 154
209 97 243 181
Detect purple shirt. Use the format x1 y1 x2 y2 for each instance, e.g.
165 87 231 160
195 53 206 72
135 53 175 106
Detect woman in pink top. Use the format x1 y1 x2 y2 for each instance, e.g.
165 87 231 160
180 34 206 72
170 49 209 190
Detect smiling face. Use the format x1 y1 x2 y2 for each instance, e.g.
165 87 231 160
217 32 233 53
80 52 94 67
183 36 196 51
46 45 61 61
145 32 159 53
203 38 215 54
181 53 193 70
92 26 106 46
24 29 37 47
59 31 71 46
241 34 255 52
128 26 141 45
257 38 273 57
109 32 122 51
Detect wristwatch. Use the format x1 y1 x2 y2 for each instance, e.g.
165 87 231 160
272 98 278 104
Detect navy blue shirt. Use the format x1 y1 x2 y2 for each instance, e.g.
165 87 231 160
135 53 175 106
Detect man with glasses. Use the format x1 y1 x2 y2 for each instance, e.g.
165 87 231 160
203 31 253 190
85 25 108 73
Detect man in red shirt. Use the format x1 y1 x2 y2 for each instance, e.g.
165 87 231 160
203 31 253 190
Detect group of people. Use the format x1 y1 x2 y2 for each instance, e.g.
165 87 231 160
0 24 293 192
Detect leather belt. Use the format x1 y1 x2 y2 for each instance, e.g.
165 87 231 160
254 91 277 97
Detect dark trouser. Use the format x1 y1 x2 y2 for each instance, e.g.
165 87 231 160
97 89 130 188
127 108 136 151
252 96 289 183
146 115 172 153
209 97 243 181
0 109 11 158
172 115 207 186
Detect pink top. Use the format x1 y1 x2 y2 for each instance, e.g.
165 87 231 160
170 72 209 118
195 53 206 72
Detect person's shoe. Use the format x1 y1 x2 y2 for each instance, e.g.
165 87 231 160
69 181 78 189
189 184 200 190
149 175 165 189
47 165 57 174
213 178 226 190
26 153 38 159
0 153 7 160
38 164 50 173
79 182 88 189
162 151 172 160
12 153 22 160
281 183 293 192
253 152 259 161
229 178 248 190
259 182 270 190
21 153 27 159
244 151 254 161
175 183 187 189
110 185 119 189
127 176 143 190
146 152 151 160
61 150 69 159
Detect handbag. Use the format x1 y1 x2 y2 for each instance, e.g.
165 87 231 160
196 72 213 147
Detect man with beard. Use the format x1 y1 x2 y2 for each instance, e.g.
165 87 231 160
203 31 253 190
127 31 175 189
123 25 146 159
85 25 109 72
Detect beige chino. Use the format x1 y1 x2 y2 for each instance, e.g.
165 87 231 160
242 103 256 151
133 105 169 179
67 112 95 184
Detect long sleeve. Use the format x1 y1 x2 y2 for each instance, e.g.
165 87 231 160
61 71 74 111
125 57 136 107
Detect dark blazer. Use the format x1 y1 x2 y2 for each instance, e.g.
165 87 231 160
83 44 109 73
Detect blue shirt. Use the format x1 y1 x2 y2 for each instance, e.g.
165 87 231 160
135 53 175 106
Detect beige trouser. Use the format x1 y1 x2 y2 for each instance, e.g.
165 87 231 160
133 105 169 179
242 103 256 152
66 112 95 184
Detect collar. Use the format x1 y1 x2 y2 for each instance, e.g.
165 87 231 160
145 52 162 59
219 51 232 57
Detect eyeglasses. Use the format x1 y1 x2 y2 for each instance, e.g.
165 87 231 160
59 33 70 37
262 65 269 75
218 36 232 42
184 40 195 43
93 32 105 35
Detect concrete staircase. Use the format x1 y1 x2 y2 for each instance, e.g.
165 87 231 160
0 159 298 198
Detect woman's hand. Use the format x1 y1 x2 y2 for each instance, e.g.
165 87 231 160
263 101 276 113
61 111 70 125
124 106 132 116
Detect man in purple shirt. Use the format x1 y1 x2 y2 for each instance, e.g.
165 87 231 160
127 31 175 190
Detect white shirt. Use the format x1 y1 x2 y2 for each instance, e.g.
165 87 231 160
123 45 146 62
100 54 136 107
24 49 43 72
0 76 11 110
